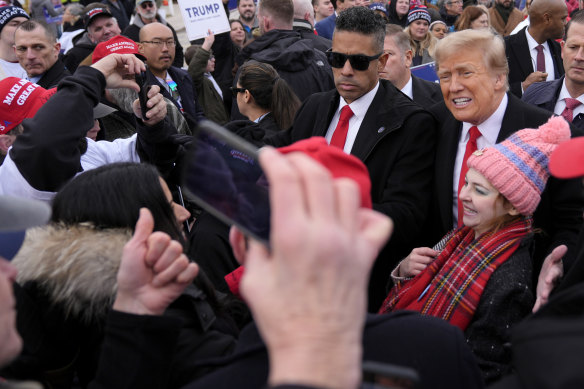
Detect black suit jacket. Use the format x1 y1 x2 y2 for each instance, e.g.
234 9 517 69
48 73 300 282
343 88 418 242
411 74 443 107
37 58 71 89
268 79 438 310
427 93 583 274
522 76 584 130
505 27 564 97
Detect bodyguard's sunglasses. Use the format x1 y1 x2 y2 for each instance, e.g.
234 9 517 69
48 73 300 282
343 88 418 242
326 50 383 71
230 87 247 97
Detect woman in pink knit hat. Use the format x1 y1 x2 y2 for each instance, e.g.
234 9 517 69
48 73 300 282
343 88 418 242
378 116 571 384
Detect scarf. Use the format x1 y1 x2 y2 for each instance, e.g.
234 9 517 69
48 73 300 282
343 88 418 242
495 2 514 26
379 216 532 331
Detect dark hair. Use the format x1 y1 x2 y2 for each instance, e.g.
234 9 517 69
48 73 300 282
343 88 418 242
454 5 487 31
565 9 584 40
16 19 57 42
335 6 386 52
239 60 301 130
184 44 210 66
258 0 294 25
51 162 184 245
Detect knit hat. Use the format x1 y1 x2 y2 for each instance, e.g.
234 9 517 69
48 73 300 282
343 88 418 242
278 137 372 209
0 6 28 34
369 2 388 17
407 6 431 26
467 116 571 216
430 20 447 30
92 35 145 63
0 78 56 135
83 3 113 29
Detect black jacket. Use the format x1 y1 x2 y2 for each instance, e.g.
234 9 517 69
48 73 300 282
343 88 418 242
36 57 71 89
411 74 443 107
505 27 564 97
426 94 584 276
292 19 331 53
63 33 95 73
522 76 584 130
144 66 206 127
266 79 437 311
234 29 335 103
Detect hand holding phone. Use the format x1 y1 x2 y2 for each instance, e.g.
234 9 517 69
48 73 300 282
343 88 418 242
134 72 151 121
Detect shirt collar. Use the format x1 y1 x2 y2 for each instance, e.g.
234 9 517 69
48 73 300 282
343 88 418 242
461 93 508 145
400 76 413 100
526 28 549 52
558 78 584 102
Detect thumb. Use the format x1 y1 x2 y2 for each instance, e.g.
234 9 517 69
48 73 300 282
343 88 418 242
551 245 568 262
131 208 155 245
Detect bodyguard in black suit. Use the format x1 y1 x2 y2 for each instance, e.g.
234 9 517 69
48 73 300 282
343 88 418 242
427 29 583 277
268 7 437 311
381 24 443 107
504 0 568 97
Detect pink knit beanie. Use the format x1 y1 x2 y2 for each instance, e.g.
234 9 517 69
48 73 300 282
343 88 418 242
467 116 571 215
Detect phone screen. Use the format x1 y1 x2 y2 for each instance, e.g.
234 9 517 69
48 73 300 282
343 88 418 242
182 120 270 246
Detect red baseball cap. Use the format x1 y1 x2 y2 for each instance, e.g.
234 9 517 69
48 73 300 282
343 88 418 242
549 136 584 179
92 35 145 63
0 78 56 135
278 137 372 209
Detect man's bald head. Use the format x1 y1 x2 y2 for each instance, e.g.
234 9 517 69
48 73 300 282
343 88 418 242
528 0 568 41
293 0 315 25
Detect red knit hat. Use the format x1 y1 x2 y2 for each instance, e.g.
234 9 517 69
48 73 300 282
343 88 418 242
92 35 145 63
278 137 372 209
0 78 56 135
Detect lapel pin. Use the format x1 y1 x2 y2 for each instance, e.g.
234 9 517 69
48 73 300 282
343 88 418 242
378 127 385 133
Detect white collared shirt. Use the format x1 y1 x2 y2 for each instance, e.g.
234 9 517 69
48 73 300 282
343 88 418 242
451 93 508 227
554 78 584 119
526 28 554 82
400 76 413 100
325 81 380 154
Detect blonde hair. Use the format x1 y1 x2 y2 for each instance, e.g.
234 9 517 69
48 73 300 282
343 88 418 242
404 24 437 58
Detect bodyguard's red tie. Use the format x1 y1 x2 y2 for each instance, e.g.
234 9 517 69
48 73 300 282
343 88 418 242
535 45 546 72
457 126 481 227
330 105 354 149
561 98 582 123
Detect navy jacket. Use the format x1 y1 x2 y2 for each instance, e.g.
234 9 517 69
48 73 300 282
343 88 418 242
314 12 336 40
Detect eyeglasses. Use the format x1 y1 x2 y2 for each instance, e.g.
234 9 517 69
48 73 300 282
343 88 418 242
325 50 382 71
140 1 155 8
141 39 176 48
230 87 246 97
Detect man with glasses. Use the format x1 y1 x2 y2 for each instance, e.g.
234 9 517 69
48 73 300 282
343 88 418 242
139 22 204 126
489 0 524 36
123 0 184 68
268 6 437 312
439 0 462 29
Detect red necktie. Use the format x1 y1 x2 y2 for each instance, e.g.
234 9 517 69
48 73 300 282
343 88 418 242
330 105 354 149
457 126 481 227
561 98 582 123
535 45 546 72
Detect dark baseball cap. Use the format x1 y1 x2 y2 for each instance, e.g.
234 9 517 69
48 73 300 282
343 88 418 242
84 3 113 29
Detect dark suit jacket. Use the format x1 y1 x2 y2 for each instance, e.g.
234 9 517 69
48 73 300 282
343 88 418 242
522 76 584 130
411 74 443 107
267 79 437 311
145 66 205 127
505 27 564 97
314 13 336 40
37 58 71 89
427 93 583 275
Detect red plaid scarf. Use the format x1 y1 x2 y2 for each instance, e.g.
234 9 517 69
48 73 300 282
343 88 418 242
378 217 532 331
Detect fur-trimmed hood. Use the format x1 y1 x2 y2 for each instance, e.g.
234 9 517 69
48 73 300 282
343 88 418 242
12 224 132 324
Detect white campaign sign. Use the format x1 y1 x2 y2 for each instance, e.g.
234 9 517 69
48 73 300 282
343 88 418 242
177 0 230 41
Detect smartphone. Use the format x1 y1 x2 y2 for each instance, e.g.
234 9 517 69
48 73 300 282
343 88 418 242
182 120 270 246
134 72 150 120
362 361 420 389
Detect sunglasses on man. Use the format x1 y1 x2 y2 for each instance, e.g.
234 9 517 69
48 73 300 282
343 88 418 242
325 50 383 71
140 1 155 9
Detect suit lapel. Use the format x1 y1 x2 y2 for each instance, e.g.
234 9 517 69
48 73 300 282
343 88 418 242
548 39 565 78
350 82 400 161
435 111 460 232
498 93 525 142
514 29 534 77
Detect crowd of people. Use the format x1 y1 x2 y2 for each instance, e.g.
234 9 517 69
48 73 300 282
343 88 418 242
1 0 584 387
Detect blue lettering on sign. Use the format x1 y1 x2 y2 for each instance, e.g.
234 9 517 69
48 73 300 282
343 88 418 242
185 3 220 18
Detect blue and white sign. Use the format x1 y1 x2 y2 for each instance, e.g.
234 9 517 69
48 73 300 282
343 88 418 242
411 61 439 84
178 0 230 41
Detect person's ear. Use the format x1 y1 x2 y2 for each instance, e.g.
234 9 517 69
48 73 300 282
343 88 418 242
229 226 248 265
377 51 389 71
244 89 252 104
507 206 520 216
404 49 413 68
0 134 15 152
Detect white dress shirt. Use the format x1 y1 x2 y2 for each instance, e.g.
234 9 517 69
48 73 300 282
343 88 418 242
526 28 555 82
400 76 413 100
325 81 380 154
554 78 584 119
